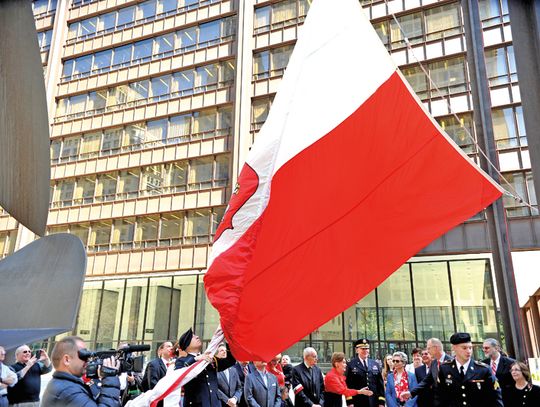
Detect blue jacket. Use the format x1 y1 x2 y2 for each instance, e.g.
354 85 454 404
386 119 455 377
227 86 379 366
40 371 121 406
385 371 418 407
244 370 281 407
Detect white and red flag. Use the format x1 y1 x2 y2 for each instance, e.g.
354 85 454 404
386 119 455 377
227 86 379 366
205 0 502 362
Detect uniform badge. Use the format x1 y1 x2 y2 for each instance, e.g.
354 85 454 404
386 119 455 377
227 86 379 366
494 381 500 390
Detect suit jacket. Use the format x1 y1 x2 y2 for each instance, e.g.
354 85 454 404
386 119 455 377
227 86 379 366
175 351 236 407
142 358 167 391
414 364 431 407
345 357 385 407
234 362 253 407
291 363 324 407
244 370 281 407
482 355 515 404
410 354 452 407
385 371 418 407
218 367 243 406
437 359 503 407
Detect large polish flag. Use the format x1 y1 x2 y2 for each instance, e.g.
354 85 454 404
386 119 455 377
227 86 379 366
205 0 503 362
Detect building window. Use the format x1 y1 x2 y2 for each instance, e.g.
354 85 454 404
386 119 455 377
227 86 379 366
0 230 17 257
502 171 538 217
253 45 293 80
492 105 526 149
32 0 56 17
254 0 311 34
62 17 235 82
484 45 517 86
56 60 234 121
437 113 476 154
50 106 232 163
478 0 509 27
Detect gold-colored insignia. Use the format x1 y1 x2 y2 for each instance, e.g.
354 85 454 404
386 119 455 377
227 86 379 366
494 381 500 390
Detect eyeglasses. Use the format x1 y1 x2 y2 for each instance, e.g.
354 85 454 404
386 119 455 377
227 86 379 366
392 360 403 364
482 346 491 350
22 350 32 354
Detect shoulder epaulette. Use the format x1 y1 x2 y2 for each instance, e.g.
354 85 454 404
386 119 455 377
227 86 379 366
474 360 489 368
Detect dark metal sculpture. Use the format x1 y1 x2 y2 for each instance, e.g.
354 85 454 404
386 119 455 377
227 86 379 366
0 1 87 349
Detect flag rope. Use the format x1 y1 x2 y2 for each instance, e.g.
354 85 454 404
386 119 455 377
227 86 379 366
382 0 534 211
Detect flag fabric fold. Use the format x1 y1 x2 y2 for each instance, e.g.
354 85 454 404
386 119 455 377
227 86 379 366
204 0 503 362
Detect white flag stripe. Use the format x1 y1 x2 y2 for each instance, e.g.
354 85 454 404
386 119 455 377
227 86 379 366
125 326 225 407
208 0 395 262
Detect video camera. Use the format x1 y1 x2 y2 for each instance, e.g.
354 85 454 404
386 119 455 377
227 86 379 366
78 344 150 379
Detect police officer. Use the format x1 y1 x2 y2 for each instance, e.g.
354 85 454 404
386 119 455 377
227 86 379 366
437 332 503 407
175 328 236 407
345 339 385 407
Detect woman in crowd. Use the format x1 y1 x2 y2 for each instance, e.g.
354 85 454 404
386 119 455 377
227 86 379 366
324 352 373 407
385 352 417 407
505 361 540 406
281 355 293 387
382 354 394 383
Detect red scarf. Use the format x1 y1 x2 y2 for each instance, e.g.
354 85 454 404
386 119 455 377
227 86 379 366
266 362 285 387
393 370 409 401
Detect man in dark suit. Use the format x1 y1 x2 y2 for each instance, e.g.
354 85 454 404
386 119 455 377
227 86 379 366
292 347 324 407
345 339 385 407
438 333 503 407
175 328 236 407
482 338 515 405
216 344 242 407
413 348 432 407
142 341 173 392
405 337 452 406
244 361 281 407
233 361 251 407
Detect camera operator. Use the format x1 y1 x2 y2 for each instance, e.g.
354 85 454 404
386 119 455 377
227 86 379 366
41 336 121 407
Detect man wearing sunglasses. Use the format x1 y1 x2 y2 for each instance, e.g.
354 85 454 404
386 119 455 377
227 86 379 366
7 345 51 407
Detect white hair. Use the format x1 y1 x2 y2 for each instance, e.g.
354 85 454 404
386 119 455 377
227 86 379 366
393 351 408 364
427 338 443 349
15 345 29 356
303 347 317 358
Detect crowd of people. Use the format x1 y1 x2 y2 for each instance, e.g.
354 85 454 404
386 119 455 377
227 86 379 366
0 330 539 406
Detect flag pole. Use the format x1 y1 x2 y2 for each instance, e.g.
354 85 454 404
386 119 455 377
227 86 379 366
462 0 527 360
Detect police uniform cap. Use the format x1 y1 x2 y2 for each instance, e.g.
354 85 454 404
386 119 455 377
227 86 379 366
354 338 370 348
178 327 194 351
450 332 471 345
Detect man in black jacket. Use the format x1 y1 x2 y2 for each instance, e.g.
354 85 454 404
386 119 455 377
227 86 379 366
482 338 515 405
403 337 452 406
41 336 121 407
142 341 173 392
292 347 324 407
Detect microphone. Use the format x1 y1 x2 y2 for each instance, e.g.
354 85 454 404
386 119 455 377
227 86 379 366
124 344 151 353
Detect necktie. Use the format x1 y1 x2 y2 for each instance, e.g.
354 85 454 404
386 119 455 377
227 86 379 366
363 359 368 370
460 366 465 378
243 365 248 376
491 361 497 376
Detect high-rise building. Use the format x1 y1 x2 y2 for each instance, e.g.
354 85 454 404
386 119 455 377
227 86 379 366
9 0 536 362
